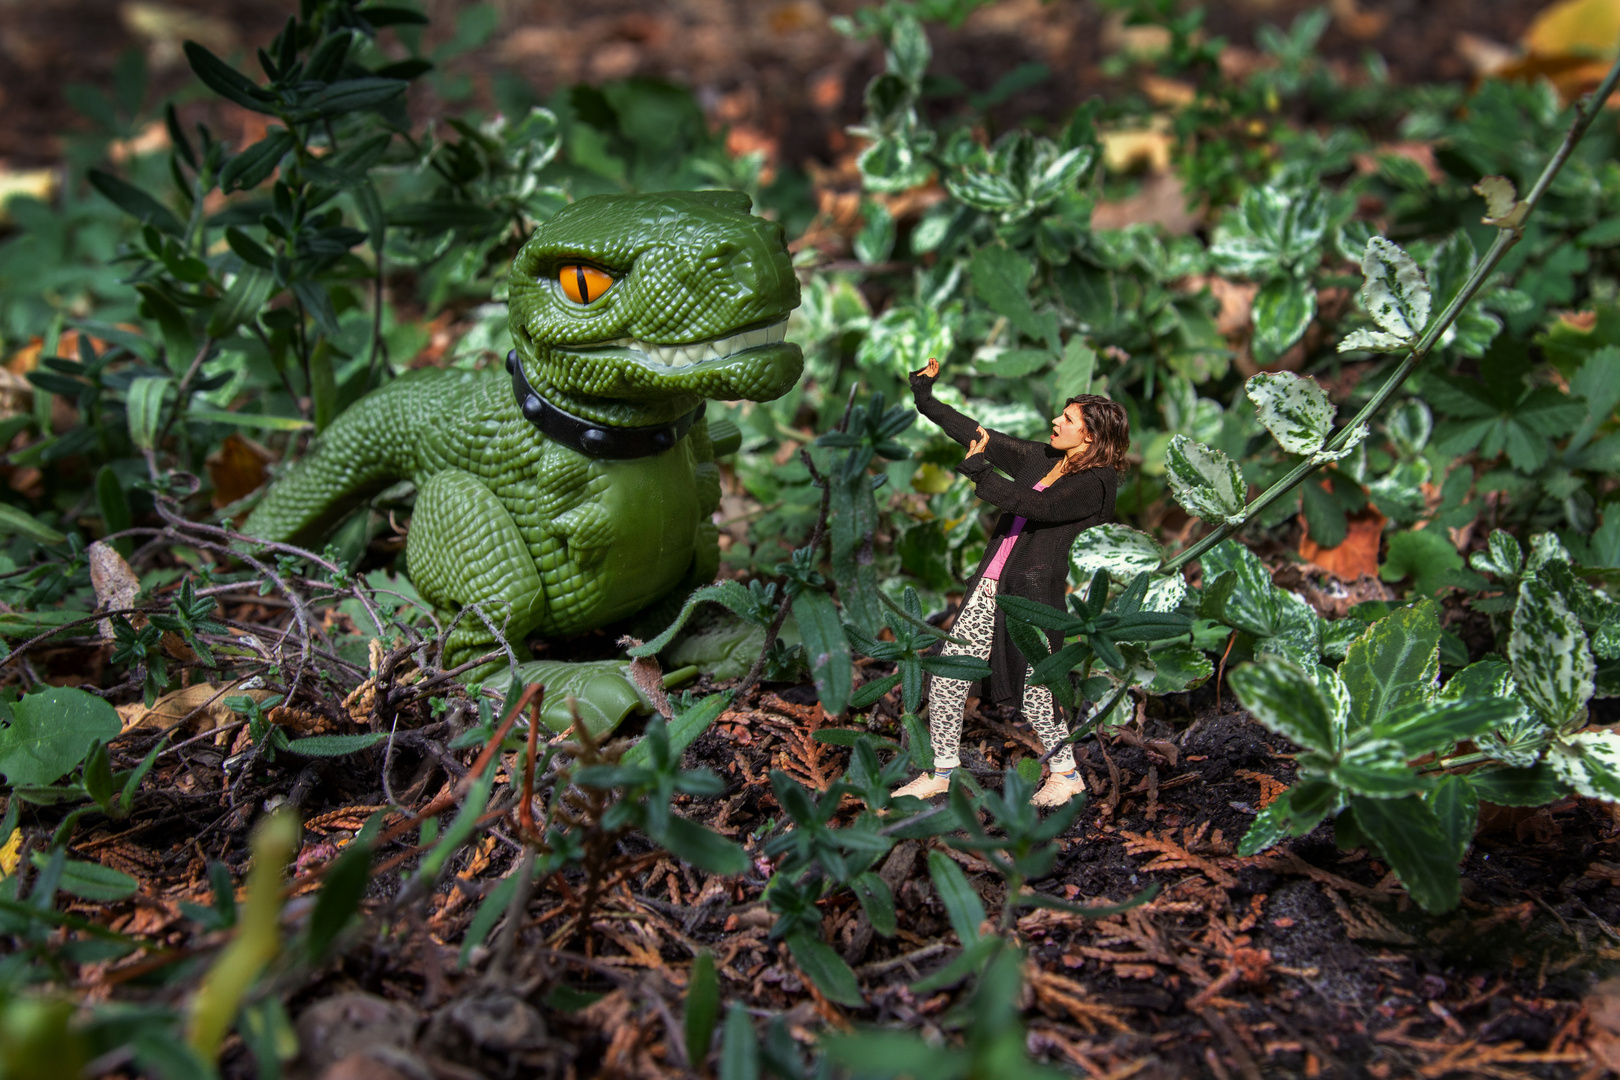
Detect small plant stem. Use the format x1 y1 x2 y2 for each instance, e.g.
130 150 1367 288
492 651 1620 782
520 686 545 840
1162 52 1620 576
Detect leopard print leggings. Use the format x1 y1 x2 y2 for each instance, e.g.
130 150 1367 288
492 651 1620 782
927 577 1075 772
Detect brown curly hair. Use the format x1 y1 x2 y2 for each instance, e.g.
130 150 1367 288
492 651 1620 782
1060 394 1130 476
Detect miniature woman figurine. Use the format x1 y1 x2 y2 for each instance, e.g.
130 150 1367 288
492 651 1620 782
893 356 1126 807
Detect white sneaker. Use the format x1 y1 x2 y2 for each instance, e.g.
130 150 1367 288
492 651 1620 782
892 772 951 800
1032 771 1086 808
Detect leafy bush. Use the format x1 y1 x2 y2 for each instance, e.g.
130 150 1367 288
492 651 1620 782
3 0 1620 1073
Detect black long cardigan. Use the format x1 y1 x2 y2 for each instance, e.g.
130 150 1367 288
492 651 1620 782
911 371 1118 707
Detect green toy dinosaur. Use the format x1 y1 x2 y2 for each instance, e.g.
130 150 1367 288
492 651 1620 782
245 190 802 679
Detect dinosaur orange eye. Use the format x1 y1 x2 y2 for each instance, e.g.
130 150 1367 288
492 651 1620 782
559 264 614 304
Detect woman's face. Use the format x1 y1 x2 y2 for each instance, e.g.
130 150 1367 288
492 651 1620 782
1050 402 1092 455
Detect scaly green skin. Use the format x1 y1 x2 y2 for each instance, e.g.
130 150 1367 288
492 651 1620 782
245 191 802 671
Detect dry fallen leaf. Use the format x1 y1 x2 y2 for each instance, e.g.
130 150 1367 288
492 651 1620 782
88 541 142 640
1101 125 1174 175
0 167 56 226
1525 0 1620 59
118 682 248 733
1298 501 1387 580
207 433 274 510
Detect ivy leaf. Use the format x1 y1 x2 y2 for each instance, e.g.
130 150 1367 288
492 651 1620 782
1165 436 1247 524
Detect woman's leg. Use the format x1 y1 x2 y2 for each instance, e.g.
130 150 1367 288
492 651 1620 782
1021 672 1076 772
923 578 999 771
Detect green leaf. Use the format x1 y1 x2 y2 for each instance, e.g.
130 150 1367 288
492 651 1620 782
685 949 720 1066
1227 654 1339 756
125 375 172 452
1467 763 1569 806
629 581 771 657
187 409 312 432
457 858 532 969
1330 737 1429 798
0 503 67 545
1381 530 1464 597
1374 696 1523 760
1470 528 1524 582
1428 774 1477 863
902 712 933 772
220 128 295 192
0 687 122 787
307 839 372 960
206 265 276 337
1350 794 1460 913
927 849 984 945
1338 601 1439 732
1237 778 1338 855
656 815 748 876
1510 576 1594 731
620 692 730 769
851 870 898 937
1052 336 1096 401
822 1031 964 1080
793 588 852 716
970 245 1055 347
29 852 138 901
280 733 386 757
87 169 186 236
184 41 277 113
1165 436 1247 524
720 1003 758 1080
1251 278 1316 366
785 931 863 1007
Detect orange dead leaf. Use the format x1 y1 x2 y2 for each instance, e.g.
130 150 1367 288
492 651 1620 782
1299 499 1386 580
207 433 274 510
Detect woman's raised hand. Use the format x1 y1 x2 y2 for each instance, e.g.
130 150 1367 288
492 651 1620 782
966 424 989 458
916 357 940 378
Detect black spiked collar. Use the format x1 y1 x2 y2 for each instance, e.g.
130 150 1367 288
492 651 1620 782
506 350 704 460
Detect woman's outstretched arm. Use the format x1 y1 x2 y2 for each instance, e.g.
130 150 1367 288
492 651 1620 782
910 360 1039 473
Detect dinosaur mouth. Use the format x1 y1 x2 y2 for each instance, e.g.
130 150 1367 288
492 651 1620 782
573 316 791 371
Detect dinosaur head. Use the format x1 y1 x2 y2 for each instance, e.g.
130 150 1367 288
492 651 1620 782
507 190 803 426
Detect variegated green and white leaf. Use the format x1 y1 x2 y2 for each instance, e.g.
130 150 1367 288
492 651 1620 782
1357 236 1430 341
1440 659 1542 768
1165 435 1247 524
1251 277 1316 365
1470 529 1524 583
1526 532 1571 575
1313 422 1370 463
1068 525 1185 612
1384 399 1433 457
1246 371 1334 457
1148 643 1213 693
1510 576 1595 733
1338 327 1410 354
1332 736 1428 798
1548 731 1620 802
1228 653 1339 757
1320 665 1351 750
1256 590 1324 666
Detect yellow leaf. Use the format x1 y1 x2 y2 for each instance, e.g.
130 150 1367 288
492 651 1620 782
1525 0 1620 59
0 828 21 877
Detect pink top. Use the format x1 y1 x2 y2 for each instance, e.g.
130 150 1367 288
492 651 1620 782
982 481 1049 581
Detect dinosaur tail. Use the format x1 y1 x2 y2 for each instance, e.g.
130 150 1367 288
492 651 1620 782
243 373 435 547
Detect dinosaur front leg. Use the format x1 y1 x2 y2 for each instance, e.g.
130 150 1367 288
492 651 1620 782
407 469 546 674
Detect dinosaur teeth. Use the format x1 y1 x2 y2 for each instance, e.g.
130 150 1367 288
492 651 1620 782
605 317 789 369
